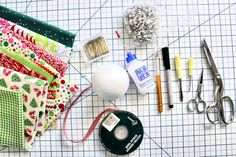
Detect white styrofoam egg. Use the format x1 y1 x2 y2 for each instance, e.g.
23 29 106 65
92 63 129 100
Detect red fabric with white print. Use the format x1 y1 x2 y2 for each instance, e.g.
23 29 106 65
0 52 47 80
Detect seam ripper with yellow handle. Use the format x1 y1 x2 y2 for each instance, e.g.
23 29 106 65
188 58 194 91
156 53 163 113
175 56 183 101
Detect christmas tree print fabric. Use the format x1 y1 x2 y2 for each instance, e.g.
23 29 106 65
0 24 58 83
0 18 80 149
0 66 48 149
0 86 25 149
0 47 79 131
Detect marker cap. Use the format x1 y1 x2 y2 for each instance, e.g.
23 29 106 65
162 47 171 70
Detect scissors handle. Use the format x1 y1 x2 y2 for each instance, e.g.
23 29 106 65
206 96 235 124
220 96 234 124
196 100 206 113
206 103 221 124
187 98 206 113
187 99 197 112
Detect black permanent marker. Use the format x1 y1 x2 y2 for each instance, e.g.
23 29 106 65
162 47 174 109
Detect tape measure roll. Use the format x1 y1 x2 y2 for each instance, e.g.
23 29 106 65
99 110 144 155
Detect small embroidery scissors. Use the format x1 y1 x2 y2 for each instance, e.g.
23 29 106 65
202 39 235 124
187 69 206 113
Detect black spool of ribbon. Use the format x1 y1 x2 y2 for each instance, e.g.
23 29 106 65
99 110 144 155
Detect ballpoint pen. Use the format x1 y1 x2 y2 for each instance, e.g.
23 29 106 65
162 47 174 109
156 52 163 113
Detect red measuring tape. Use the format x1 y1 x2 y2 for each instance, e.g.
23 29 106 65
62 86 118 143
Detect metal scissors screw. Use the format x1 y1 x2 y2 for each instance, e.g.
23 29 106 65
202 39 235 125
187 69 206 113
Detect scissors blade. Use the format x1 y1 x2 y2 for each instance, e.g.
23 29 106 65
202 39 220 77
199 69 204 85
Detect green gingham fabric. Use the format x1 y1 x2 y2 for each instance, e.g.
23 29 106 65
0 86 25 148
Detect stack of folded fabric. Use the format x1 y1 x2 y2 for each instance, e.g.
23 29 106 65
0 18 79 150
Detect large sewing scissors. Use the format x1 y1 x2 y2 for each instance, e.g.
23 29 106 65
202 39 235 124
187 69 206 113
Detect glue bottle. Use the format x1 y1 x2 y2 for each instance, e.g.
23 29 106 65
126 52 155 95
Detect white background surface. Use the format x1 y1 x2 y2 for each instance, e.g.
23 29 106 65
0 0 236 156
